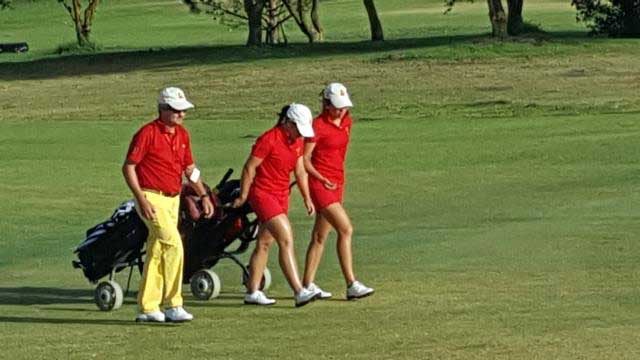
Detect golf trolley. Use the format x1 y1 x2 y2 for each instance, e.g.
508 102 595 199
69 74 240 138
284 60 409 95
73 169 271 311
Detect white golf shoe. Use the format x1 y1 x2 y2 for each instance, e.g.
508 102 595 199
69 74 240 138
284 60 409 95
164 306 194 322
295 287 319 307
347 281 374 300
244 291 276 305
306 283 332 299
135 311 166 323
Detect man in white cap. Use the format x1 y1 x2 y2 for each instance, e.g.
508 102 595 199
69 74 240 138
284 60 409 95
123 87 214 322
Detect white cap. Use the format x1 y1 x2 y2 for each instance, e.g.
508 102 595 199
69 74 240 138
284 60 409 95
286 103 314 138
323 83 353 109
158 87 194 111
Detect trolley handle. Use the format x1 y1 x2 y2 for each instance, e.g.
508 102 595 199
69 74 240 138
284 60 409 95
217 168 234 188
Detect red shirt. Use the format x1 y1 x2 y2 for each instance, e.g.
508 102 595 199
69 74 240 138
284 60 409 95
306 112 352 185
126 119 194 194
251 126 303 196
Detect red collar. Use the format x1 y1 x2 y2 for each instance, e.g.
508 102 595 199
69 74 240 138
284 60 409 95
153 118 177 134
276 125 297 145
320 111 350 129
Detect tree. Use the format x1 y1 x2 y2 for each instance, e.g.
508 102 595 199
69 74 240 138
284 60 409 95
310 0 323 41
281 0 322 42
185 0 323 45
1 0 11 10
445 0 524 37
506 0 524 35
363 0 383 41
58 0 101 46
572 0 640 37
487 0 507 37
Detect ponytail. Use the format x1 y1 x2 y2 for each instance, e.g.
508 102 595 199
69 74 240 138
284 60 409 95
277 105 290 126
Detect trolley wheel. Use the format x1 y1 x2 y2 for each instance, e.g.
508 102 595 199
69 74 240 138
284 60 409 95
243 265 272 291
190 269 222 300
95 280 124 311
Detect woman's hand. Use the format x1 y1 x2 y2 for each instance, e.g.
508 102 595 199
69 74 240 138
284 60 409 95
323 178 337 190
232 196 247 209
304 197 315 216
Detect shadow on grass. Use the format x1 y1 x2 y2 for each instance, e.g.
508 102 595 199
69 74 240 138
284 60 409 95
0 31 590 81
0 316 175 326
0 287 96 305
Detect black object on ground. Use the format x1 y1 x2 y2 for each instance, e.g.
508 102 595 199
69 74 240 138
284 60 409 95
0 42 28 53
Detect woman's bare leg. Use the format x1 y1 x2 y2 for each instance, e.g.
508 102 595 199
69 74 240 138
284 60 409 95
320 203 356 285
263 214 304 293
247 226 275 293
303 212 333 286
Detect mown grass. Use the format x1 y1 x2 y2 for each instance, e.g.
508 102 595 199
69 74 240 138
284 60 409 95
1 0 640 359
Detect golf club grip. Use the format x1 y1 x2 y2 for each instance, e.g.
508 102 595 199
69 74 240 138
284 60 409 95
218 168 234 187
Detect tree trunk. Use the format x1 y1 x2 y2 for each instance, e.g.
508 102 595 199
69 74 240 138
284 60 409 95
281 0 316 43
311 0 324 41
244 0 265 46
71 0 86 45
363 0 383 41
265 0 279 44
80 0 100 44
296 0 316 43
506 0 523 35
487 0 508 38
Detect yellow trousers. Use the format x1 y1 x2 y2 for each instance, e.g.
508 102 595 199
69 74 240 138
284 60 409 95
135 191 183 313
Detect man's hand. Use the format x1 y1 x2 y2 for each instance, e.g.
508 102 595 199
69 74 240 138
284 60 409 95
138 197 157 221
201 196 215 219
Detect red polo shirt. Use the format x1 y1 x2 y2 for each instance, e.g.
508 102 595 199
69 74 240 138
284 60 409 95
126 119 194 194
250 126 303 197
306 111 352 185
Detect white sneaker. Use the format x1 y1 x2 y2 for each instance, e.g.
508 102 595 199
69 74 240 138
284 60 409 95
347 281 374 300
164 306 194 322
307 283 332 299
295 287 318 307
135 311 165 323
244 291 276 305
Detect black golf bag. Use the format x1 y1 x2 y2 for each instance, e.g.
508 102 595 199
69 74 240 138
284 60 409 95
72 201 147 283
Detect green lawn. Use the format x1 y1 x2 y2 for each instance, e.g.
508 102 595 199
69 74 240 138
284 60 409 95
1 0 640 359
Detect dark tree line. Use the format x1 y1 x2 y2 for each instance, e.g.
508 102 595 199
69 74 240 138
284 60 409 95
4 0 638 49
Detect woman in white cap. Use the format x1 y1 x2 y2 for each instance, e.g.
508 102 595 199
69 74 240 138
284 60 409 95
302 83 374 300
233 104 321 307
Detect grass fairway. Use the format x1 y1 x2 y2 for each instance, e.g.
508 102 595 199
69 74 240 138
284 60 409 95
2 0 640 359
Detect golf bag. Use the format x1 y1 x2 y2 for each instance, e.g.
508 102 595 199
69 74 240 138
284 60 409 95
72 200 147 283
180 174 258 284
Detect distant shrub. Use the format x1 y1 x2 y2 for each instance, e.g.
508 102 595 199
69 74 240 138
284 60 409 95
572 0 640 37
